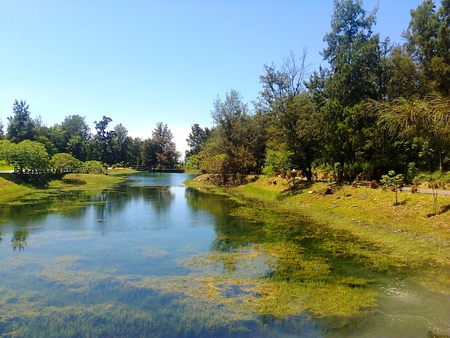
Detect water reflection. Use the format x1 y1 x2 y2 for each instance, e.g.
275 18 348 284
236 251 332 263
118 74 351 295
11 230 28 251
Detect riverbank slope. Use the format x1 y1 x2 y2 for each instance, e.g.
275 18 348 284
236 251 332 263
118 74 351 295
186 175 450 284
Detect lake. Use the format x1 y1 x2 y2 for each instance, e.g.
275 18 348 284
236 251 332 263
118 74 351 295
0 173 449 337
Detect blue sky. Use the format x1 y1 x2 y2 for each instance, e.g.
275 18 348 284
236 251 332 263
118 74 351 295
0 0 423 155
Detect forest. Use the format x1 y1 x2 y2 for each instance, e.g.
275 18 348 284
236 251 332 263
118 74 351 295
1 0 449 184
187 0 450 184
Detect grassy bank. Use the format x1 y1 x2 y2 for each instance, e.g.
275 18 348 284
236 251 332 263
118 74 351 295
0 170 137 205
187 176 450 279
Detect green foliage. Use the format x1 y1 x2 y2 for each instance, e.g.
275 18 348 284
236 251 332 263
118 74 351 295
210 90 259 180
79 161 106 174
7 100 36 143
412 171 447 215
51 153 81 173
185 124 212 160
403 0 450 95
263 150 293 176
141 122 180 169
184 154 199 171
0 119 4 139
0 139 50 174
407 162 419 184
199 154 226 175
380 170 404 205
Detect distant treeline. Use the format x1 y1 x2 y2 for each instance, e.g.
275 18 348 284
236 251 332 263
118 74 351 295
0 105 179 172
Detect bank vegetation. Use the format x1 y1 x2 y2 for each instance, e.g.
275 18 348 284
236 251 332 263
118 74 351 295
187 174 450 290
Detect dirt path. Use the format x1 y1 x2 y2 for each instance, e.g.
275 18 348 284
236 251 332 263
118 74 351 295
401 186 450 196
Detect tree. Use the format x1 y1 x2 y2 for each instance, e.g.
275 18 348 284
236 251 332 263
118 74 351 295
210 90 257 182
142 123 179 169
60 115 91 141
263 149 293 176
1 140 50 174
383 46 427 99
0 119 4 140
7 100 36 143
316 0 385 180
259 51 320 180
79 160 106 174
94 116 115 164
185 124 212 160
57 115 91 161
403 0 450 95
375 93 450 172
111 123 133 165
380 170 404 205
322 0 383 104
51 153 81 174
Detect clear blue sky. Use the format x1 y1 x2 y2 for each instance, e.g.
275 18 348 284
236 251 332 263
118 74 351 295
0 0 423 155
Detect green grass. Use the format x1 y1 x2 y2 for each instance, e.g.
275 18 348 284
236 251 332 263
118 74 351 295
0 160 13 171
0 176 33 203
0 173 128 205
106 168 139 176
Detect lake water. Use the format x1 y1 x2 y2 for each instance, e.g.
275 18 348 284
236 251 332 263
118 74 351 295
0 173 449 337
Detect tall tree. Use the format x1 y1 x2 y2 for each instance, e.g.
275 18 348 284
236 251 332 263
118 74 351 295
0 119 4 140
185 124 211 160
210 90 257 181
111 123 133 165
259 51 320 180
403 0 450 96
7 100 36 143
318 0 384 179
142 122 179 169
94 116 115 164
61 115 91 141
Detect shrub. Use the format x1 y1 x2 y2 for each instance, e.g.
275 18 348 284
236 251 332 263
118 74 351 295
369 180 378 189
51 153 81 173
80 161 106 174
381 170 404 205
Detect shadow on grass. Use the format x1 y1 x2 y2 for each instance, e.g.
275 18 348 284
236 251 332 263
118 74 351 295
438 204 450 215
62 179 86 186
396 199 410 206
0 173 53 188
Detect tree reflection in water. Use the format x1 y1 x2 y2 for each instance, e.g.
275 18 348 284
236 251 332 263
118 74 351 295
11 230 28 251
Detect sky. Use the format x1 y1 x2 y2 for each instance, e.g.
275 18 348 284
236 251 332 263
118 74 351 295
0 0 424 157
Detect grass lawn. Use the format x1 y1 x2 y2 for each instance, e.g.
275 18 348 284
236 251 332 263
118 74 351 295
0 160 13 171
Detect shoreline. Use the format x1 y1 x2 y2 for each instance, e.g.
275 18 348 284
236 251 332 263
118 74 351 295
0 169 138 205
185 175 450 277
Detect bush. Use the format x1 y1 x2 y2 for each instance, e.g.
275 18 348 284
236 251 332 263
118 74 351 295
51 153 81 173
369 180 378 189
381 170 404 205
80 161 106 174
